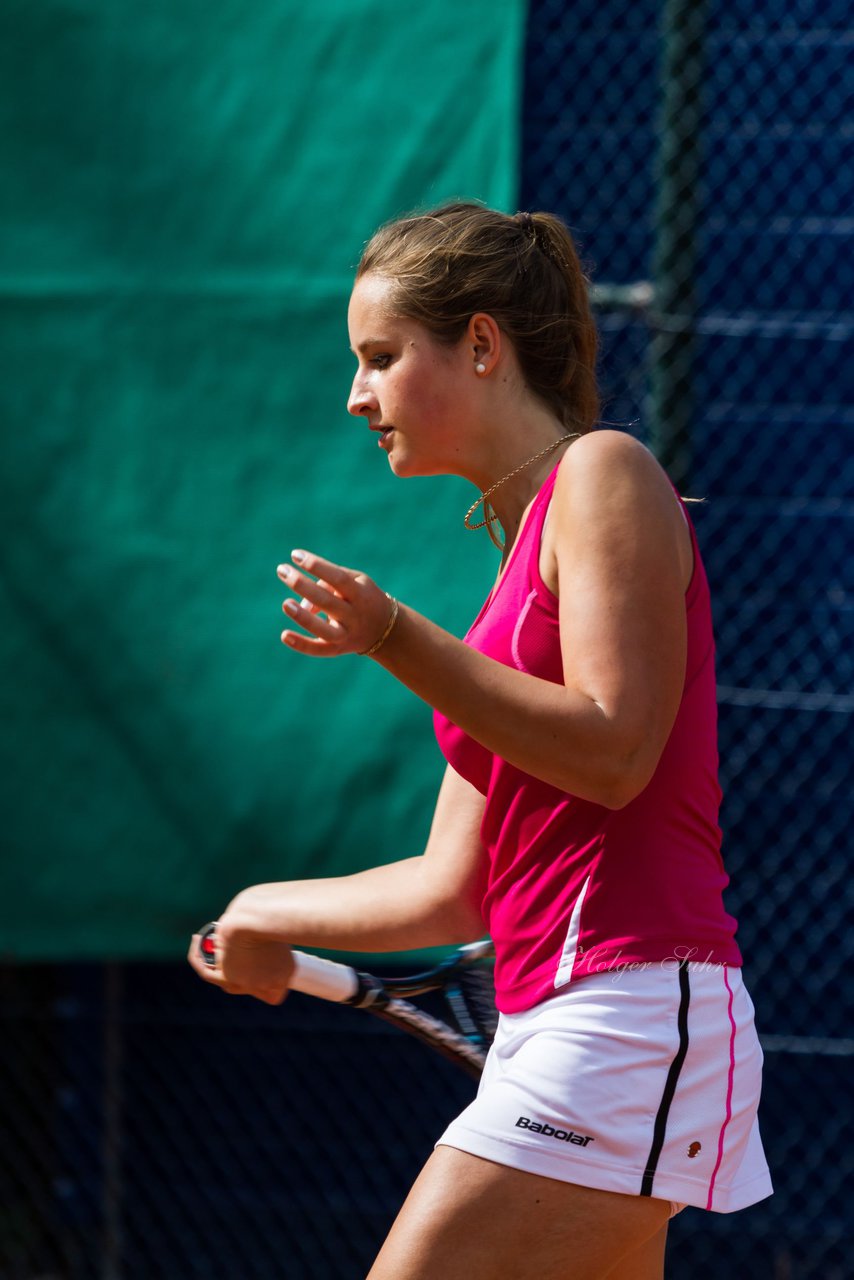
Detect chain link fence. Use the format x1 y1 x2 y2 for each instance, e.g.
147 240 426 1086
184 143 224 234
522 0 853 1274
2 1 852 1276
1 965 483 1280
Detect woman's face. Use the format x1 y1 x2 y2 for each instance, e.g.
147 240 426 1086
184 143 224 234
347 274 473 478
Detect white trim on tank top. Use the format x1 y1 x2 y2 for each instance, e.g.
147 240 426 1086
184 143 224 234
554 874 592 988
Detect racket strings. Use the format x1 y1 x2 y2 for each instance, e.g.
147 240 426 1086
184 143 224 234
446 967 498 1046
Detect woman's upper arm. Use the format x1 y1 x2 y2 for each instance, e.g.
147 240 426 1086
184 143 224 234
421 763 488 939
549 431 690 795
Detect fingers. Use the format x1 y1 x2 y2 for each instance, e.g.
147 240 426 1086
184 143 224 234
187 933 224 984
187 933 292 1004
278 564 346 614
277 556 352 650
281 628 346 655
276 549 390 656
298 578 335 616
280 583 350 652
283 549 358 594
282 597 345 640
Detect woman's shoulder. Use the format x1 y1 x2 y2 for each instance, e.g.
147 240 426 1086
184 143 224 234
560 427 660 473
550 428 693 589
554 428 673 507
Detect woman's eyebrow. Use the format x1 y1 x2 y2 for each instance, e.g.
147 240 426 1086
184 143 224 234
352 336 392 354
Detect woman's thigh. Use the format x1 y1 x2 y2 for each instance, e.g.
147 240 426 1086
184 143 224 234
367 1147 671 1280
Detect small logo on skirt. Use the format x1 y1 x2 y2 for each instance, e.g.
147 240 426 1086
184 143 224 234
515 1116 595 1147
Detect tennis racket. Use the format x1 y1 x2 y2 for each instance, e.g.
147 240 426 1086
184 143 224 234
198 924 497 1080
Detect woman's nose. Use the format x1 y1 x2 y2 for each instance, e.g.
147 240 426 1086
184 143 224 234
347 372 378 418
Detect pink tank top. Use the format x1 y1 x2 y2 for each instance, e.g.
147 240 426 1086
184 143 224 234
434 462 741 1014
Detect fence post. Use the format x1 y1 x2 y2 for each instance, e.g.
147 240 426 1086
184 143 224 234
102 963 123 1280
648 0 709 491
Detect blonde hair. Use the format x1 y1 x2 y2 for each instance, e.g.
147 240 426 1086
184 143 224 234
356 201 600 433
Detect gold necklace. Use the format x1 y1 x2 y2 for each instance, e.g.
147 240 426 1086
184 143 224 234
464 433 580 550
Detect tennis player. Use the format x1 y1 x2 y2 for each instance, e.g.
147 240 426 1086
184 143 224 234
188 202 772 1279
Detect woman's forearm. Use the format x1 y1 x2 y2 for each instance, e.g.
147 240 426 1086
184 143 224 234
217 855 485 955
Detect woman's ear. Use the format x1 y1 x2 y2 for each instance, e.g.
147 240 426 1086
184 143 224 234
468 312 502 376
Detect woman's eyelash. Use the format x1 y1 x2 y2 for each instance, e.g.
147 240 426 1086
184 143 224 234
371 354 392 369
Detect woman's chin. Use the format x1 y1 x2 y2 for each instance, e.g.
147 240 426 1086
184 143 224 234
387 451 420 479
385 446 448 480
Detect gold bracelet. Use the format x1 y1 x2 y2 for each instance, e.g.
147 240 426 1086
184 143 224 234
360 595 400 657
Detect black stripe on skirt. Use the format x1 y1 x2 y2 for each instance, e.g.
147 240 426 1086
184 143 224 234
640 959 691 1196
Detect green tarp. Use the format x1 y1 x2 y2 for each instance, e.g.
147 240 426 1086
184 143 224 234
0 0 526 958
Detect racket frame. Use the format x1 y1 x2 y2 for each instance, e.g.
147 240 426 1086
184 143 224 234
198 924 494 1079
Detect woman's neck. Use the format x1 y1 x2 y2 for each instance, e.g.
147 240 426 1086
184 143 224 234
481 429 575 547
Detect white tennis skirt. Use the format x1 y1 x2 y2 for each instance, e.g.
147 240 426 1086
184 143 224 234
437 961 773 1213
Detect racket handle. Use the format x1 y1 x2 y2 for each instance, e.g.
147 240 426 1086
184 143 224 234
289 950 360 1003
197 923 359 1003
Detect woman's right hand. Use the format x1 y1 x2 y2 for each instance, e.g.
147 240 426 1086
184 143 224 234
187 926 295 1005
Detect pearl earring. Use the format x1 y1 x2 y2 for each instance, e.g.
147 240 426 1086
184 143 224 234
475 362 486 374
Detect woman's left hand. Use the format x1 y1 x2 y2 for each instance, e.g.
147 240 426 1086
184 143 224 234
277 550 396 657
